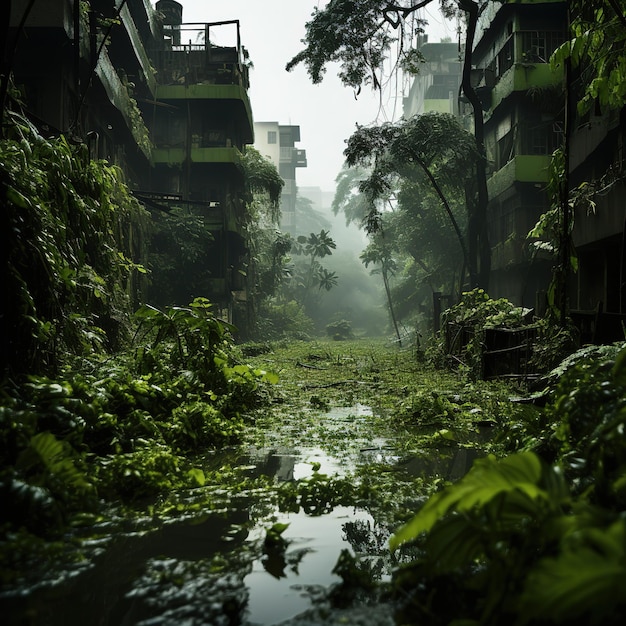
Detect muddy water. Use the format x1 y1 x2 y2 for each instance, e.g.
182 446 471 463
3 402 481 626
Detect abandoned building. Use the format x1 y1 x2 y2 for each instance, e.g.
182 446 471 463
9 0 255 326
404 0 626 345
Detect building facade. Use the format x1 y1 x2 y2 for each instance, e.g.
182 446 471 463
471 0 567 308
141 1 254 323
9 0 255 326
10 0 158 180
403 38 462 118
254 122 307 233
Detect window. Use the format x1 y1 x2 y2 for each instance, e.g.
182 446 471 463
267 131 277 144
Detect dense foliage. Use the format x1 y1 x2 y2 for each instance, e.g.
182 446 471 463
286 0 457 89
337 113 476 321
390 341 626 625
0 111 277 574
0 299 277 559
552 0 626 116
258 230 340 338
1 111 149 377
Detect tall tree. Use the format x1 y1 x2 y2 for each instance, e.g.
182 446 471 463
360 235 403 344
287 0 491 288
343 112 478 287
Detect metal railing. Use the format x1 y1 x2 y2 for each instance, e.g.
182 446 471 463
483 30 567 79
153 21 249 88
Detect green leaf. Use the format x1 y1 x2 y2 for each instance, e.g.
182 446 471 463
522 521 626 624
6 185 32 209
390 452 546 551
263 371 280 384
424 514 485 572
187 468 206 486
612 346 626 386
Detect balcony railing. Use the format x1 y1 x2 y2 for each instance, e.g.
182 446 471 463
152 21 250 89
482 30 567 81
492 120 563 170
279 147 307 166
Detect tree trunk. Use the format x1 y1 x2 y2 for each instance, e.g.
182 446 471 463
382 268 402 346
459 0 491 291
410 148 471 278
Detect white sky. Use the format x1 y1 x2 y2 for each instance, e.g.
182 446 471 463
171 1 458 191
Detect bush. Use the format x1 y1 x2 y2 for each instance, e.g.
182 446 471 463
326 319 354 340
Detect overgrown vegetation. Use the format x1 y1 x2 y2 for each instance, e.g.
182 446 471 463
3 1 626 622
1 110 149 377
389 341 626 625
0 109 277 580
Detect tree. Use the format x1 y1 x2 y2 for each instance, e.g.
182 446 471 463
239 147 288 334
287 0 491 289
284 230 338 314
361 236 403 344
333 164 379 227
295 193 333 235
343 112 478 288
286 0 458 90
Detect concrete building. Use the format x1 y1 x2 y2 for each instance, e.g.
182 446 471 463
254 122 307 233
9 0 255 327
470 0 626 342
403 37 462 118
471 0 567 307
141 1 254 323
10 0 159 180
569 97 626 340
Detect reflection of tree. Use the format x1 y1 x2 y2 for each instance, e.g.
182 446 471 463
341 519 394 580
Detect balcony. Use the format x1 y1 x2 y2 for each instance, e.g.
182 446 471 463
488 154 552 198
151 146 243 165
152 21 250 89
478 30 566 110
95 51 152 158
117 2 157 95
279 147 307 167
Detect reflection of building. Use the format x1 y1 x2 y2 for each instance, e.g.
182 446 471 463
254 122 307 233
403 38 461 117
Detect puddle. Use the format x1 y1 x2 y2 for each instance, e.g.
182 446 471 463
2 400 484 625
244 506 378 625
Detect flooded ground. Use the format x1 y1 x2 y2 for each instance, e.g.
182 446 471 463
3 339 513 625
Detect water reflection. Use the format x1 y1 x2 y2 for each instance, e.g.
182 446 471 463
244 506 376 625
2 400 487 626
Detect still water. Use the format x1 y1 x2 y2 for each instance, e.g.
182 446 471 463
2 402 480 626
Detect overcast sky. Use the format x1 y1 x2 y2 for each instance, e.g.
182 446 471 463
170 1 457 191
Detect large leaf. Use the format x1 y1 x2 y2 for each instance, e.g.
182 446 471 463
521 521 626 624
390 452 548 551
17 432 92 494
423 513 485 572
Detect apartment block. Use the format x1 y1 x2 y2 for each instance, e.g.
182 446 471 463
9 0 256 327
471 0 567 308
403 37 462 118
254 122 307 233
